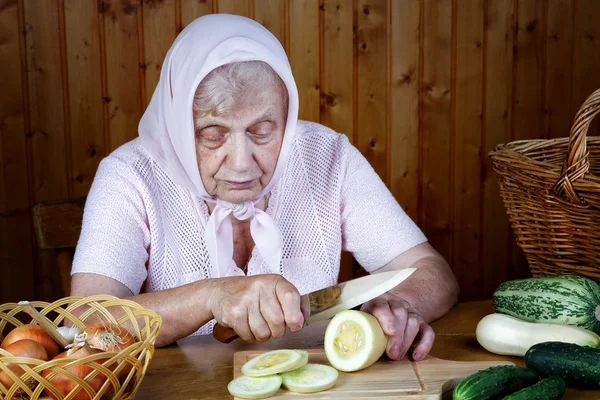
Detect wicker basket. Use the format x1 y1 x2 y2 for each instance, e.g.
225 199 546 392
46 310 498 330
0 295 162 400
489 88 600 282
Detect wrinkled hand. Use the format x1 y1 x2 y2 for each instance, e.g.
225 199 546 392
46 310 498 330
209 274 310 342
361 293 435 361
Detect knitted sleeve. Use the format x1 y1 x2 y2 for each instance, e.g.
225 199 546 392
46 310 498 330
339 135 427 272
71 156 150 295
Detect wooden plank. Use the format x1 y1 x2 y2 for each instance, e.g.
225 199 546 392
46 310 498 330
321 0 355 278
0 213 36 303
217 0 250 17
64 0 105 197
571 0 600 136
482 0 514 298
510 0 546 278
102 0 143 151
453 0 484 301
23 0 69 201
23 0 69 302
545 0 574 139
254 0 285 48
289 0 320 122
0 0 34 304
513 0 545 142
421 0 453 263
321 0 354 139
180 0 214 28
356 0 387 180
390 0 420 222
142 0 177 107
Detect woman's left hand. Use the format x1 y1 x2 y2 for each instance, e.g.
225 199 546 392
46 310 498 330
360 293 435 361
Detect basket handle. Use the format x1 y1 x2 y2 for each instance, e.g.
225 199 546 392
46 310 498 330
552 88 600 203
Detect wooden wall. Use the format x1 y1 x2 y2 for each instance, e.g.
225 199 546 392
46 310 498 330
1 0 600 304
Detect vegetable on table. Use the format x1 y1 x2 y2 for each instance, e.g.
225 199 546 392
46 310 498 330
324 310 387 372
227 375 283 399
280 363 338 394
230 349 340 398
492 274 600 333
524 341 600 390
241 349 307 377
502 376 565 400
452 365 539 400
476 313 600 357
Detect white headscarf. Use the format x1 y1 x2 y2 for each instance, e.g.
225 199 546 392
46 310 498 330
138 14 299 278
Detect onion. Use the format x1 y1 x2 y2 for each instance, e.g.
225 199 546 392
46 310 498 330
1 324 59 359
71 323 136 378
42 344 109 400
81 323 136 352
0 339 48 389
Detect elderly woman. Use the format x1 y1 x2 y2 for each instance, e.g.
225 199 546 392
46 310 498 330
71 14 459 362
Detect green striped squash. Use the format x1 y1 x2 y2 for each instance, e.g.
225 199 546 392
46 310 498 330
492 274 600 334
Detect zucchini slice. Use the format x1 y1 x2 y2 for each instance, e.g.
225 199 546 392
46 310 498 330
241 349 306 377
280 363 339 394
227 375 282 399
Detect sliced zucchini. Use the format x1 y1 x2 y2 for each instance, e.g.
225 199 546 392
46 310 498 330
227 375 282 399
241 349 306 377
296 349 309 365
280 363 339 394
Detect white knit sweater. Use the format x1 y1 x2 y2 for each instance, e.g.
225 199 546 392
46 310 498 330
72 121 427 334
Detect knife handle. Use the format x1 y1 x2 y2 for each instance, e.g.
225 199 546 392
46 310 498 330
213 323 240 343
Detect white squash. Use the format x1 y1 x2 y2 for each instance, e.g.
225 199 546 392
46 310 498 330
476 313 600 357
324 310 387 372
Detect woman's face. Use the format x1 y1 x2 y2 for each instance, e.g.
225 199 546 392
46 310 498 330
194 88 287 204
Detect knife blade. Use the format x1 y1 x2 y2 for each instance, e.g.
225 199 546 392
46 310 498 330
212 267 416 343
305 267 416 324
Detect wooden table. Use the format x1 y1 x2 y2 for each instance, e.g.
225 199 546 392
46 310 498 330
135 301 597 399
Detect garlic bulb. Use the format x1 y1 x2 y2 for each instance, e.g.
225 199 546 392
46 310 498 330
56 326 82 342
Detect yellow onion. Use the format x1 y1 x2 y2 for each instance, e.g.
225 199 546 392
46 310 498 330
1 324 59 359
42 344 108 400
74 323 136 378
0 339 48 389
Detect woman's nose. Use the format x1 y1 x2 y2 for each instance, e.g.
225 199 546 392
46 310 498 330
227 134 253 172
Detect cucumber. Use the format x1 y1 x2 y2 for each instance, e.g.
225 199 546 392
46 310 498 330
502 376 565 400
525 341 600 389
452 365 539 400
492 274 600 333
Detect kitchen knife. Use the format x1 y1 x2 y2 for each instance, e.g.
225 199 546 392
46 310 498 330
212 267 416 343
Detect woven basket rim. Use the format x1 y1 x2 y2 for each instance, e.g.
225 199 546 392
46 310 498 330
0 295 162 400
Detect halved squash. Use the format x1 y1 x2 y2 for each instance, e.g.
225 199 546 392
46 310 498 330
324 310 387 372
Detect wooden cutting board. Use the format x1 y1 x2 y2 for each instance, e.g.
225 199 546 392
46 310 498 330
233 349 513 399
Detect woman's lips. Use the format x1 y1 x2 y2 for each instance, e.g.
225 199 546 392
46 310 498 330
225 180 254 189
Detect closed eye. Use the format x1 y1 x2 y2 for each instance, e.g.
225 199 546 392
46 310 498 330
248 121 276 142
197 125 227 148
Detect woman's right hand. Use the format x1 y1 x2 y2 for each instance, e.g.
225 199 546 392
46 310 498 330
209 274 310 342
